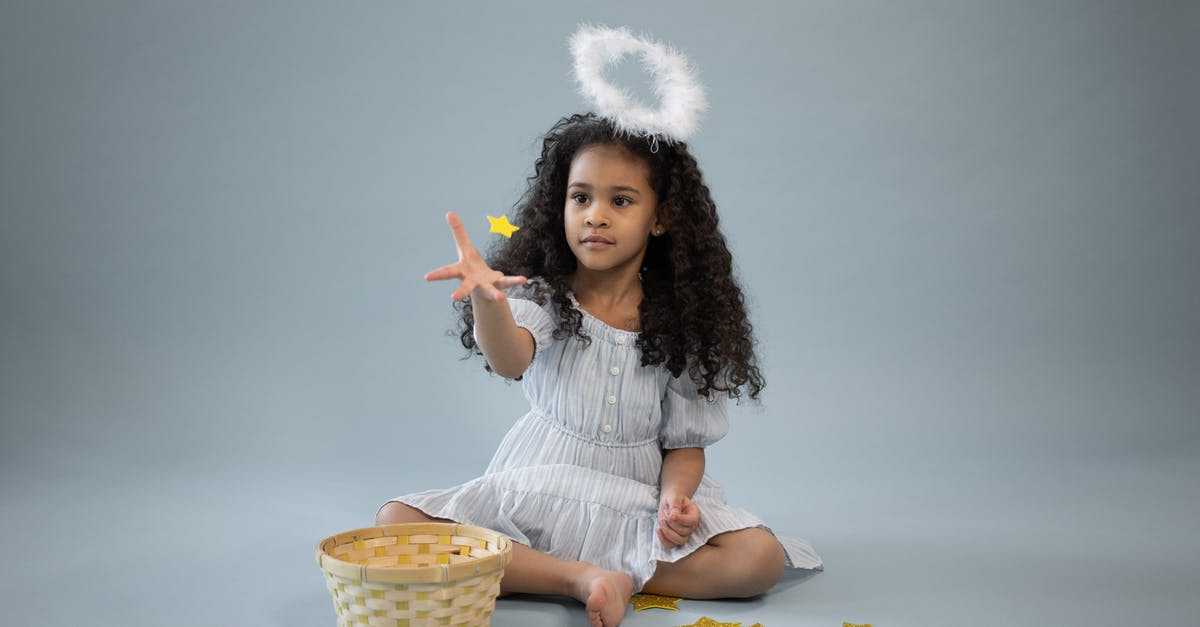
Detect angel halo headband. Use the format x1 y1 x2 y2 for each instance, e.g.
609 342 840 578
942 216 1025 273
569 24 708 145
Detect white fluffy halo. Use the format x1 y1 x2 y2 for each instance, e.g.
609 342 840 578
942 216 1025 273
570 24 708 143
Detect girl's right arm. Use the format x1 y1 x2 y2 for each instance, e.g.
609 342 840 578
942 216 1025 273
425 211 533 378
470 292 535 378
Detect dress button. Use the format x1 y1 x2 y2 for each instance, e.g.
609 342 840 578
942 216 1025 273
602 424 613 433
616 336 626 345
606 395 617 405
610 366 620 376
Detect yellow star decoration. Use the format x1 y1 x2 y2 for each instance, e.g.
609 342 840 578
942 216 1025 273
674 617 743 627
487 214 520 238
630 593 682 611
844 623 873 627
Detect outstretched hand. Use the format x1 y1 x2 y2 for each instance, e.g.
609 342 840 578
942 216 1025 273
425 211 526 302
657 492 701 547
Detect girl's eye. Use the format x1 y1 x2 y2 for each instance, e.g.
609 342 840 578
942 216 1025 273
571 193 589 204
613 197 631 207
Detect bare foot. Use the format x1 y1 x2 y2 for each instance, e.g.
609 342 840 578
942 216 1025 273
572 565 633 627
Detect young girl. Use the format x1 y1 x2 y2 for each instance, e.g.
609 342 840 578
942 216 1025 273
377 113 821 627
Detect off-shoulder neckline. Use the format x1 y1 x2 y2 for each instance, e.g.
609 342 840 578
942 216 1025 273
567 291 641 339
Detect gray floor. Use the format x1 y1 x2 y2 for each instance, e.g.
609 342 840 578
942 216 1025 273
2 449 1196 626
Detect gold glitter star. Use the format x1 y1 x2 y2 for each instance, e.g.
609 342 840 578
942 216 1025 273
843 623 873 627
487 215 520 238
675 617 742 627
630 593 682 611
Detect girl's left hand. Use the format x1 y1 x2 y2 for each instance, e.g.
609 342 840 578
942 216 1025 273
656 493 700 547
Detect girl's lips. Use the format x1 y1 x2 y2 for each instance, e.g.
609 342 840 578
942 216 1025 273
581 235 615 246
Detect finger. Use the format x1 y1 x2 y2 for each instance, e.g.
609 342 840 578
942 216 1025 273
665 518 693 537
494 275 528 289
658 523 687 546
667 511 694 528
445 211 474 252
425 263 463 282
450 281 475 302
668 507 693 524
657 527 676 547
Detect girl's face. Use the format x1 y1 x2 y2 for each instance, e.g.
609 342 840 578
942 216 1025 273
564 144 664 276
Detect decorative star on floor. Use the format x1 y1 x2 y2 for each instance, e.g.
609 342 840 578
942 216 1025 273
630 593 682 611
843 623 873 627
487 215 520 238
674 617 743 627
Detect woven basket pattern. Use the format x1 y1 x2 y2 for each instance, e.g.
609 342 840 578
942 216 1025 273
317 523 512 627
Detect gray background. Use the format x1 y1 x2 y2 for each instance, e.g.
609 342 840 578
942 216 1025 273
2 1 1197 626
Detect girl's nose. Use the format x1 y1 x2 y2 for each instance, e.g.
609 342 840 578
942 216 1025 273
584 211 609 227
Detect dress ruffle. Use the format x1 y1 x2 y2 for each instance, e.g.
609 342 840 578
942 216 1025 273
385 460 821 590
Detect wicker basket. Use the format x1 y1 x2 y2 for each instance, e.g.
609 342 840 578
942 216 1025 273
316 523 513 627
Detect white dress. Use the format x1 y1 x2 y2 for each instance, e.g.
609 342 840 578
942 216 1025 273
384 285 822 590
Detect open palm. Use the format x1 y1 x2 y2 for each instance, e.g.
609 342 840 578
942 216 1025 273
425 211 526 301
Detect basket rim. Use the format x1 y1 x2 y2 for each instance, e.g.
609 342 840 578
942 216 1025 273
316 522 513 585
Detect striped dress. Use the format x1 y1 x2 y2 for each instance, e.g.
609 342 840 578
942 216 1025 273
384 284 822 590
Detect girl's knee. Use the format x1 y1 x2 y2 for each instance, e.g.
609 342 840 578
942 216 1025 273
751 531 787 591
720 528 786 597
375 501 432 525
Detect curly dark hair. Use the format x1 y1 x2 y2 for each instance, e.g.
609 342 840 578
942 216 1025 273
456 113 764 400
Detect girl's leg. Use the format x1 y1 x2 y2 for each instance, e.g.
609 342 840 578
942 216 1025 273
640 527 787 599
375 502 634 627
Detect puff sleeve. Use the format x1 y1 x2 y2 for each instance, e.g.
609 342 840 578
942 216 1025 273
506 297 556 360
472 288 557 364
659 373 729 449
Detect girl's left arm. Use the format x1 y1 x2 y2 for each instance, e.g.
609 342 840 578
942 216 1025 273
657 447 705 547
